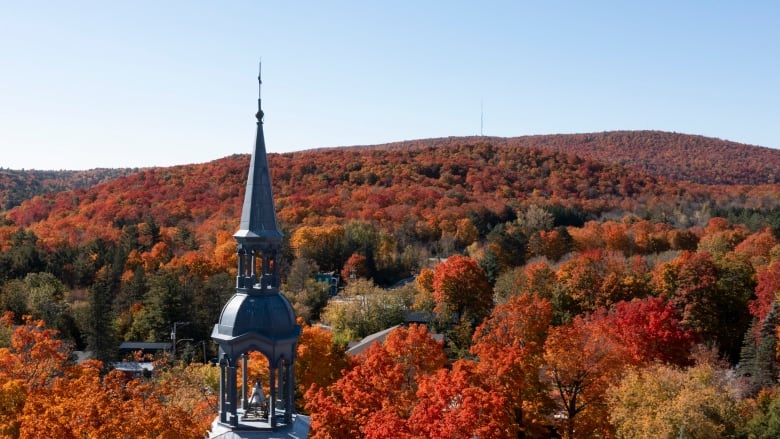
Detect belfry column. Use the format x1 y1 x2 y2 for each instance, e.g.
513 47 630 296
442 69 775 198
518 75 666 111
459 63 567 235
241 354 249 410
285 361 295 423
269 366 277 428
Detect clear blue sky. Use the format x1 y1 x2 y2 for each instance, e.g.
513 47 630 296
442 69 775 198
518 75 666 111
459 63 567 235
1 1 778 170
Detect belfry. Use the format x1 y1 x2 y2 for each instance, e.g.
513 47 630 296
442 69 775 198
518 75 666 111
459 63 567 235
209 66 308 438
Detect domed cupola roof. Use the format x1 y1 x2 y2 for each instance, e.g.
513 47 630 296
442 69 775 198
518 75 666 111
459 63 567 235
214 290 298 340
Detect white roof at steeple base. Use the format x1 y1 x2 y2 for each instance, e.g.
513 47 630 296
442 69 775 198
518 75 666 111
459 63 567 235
207 413 310 439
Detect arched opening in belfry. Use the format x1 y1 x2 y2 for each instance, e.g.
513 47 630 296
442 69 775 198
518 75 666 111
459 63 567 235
216 344 297 429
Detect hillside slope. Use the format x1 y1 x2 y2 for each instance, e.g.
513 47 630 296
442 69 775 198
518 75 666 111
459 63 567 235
0 168 142 212
351 131 780 185
5 141 777 251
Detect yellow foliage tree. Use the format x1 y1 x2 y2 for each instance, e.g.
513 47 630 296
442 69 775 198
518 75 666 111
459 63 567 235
608 361 742 438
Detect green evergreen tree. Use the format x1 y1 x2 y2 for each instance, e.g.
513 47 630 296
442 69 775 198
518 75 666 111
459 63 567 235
739 302 778 396
478 248 500 285
86 267 118 364
128 268 190 342
754 302 779 389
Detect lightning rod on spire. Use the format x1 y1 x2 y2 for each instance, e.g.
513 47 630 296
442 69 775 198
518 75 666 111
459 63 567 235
256 60 264 124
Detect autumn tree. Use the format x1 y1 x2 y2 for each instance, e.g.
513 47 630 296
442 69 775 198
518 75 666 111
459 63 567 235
556 248 611 314
750 260 780 322
0 310 214 439
733 228 778 269
291 224 346 272
0 314 69 436
432 255 493 355
527 227 571 261
471 293 553 437
21 361 213 438
653 250 751 362
432 255 492 324
321 278 412 344
608 361 742 438
296 321 350 406
412 267 436 314
395 360 513 439
341 253 371 282
543 314 631 439
589 297 696 366
306 324 447 438
0 314 69 389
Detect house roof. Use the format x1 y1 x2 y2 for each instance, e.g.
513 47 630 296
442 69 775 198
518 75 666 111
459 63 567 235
119 342 172 351
346 325 401 357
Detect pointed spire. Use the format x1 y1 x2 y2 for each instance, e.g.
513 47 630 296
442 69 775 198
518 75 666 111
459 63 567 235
256 60 264 124
235 63 281 244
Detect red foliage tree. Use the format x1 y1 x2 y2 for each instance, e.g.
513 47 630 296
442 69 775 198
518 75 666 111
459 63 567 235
341 253 370 282
750 261 780 322
598 297 697 365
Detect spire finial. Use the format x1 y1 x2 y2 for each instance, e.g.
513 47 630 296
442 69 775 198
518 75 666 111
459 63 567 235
256 60 264 123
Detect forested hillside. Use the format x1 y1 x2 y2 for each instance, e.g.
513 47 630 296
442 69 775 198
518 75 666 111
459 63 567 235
0 167 141 211
353 131 780 185
6 140 779 253
2 132 780 438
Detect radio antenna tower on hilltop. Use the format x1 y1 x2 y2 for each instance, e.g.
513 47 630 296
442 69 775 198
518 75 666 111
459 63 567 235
480 99 484 136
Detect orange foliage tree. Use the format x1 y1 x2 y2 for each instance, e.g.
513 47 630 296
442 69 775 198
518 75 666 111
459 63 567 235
0 314 216 439
21 361 212 438
399 360 513 439
543 314 631 439
0 313 69 437
471 293 554 437
296 322 349 404
432 255 492 326
305 324 446 438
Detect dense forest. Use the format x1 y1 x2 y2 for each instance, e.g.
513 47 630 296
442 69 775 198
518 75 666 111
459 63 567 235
0 167 141 211
354 131 780 185
2 131 780 437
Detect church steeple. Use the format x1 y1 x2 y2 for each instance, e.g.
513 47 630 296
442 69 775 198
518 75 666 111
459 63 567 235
233 63 283 293
211 66 304 436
